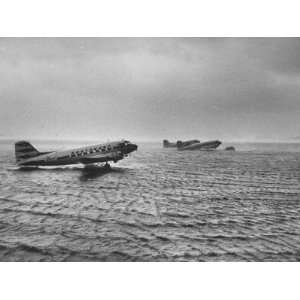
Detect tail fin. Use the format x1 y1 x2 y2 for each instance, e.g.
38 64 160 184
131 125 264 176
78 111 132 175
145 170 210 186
163 139 169 147
15 141 40 163
176 140 183 148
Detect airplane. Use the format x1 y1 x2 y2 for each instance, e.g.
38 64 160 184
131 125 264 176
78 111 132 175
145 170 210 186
15 140 138 167
163 139 221 150
177 139 221 150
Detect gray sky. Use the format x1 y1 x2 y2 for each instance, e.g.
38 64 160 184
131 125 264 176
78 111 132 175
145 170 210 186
0 38 299 142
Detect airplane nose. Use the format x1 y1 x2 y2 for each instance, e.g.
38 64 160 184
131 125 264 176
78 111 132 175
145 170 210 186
129 143 138 152
124 143 138 154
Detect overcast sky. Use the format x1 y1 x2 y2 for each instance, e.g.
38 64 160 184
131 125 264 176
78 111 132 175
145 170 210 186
0 38 299 142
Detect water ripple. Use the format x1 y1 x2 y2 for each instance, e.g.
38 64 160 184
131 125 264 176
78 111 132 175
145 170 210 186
0 142 300 261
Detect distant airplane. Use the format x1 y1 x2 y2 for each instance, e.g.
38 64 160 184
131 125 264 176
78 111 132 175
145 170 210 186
15 140 138 167
163 139 221 150
177 140 221 150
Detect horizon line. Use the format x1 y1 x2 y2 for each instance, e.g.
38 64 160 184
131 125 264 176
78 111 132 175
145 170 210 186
1 137 300 144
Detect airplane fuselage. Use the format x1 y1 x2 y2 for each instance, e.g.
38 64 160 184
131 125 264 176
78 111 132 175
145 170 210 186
178 140 221 151
16 140 137 166
163 139 222 151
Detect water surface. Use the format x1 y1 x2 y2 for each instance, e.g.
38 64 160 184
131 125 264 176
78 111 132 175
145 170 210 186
0 141 300 261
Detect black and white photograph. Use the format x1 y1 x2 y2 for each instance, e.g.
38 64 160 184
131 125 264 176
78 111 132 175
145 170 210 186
0 37 299 262
0 1 300 299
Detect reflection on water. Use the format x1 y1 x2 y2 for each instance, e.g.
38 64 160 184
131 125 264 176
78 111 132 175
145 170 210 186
0 141 300 261
14 164 128 182
79 166 127 182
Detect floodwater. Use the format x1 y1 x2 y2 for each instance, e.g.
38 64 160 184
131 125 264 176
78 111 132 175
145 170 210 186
0 140 300 261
